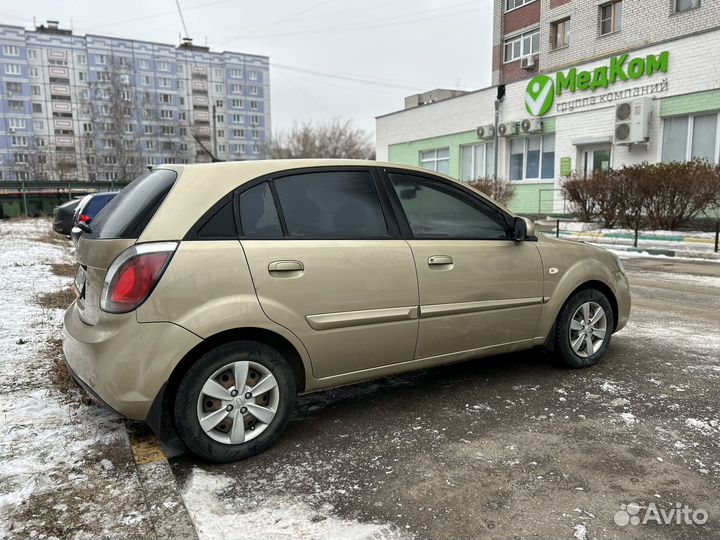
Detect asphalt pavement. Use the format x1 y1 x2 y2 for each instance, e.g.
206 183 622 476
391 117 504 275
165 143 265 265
170 256 720 539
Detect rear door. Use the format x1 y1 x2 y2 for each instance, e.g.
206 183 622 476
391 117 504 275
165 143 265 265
239 168 419 379
383 169 544 360
74 170 177 326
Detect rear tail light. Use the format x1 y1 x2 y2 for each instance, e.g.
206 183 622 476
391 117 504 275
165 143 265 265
100 242 178 313
78 214 92 223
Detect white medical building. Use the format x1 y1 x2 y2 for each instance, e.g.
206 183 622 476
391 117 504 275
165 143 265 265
376 0 720 214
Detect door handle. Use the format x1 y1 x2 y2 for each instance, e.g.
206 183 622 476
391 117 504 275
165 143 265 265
268 260 304 273
428 255 453 266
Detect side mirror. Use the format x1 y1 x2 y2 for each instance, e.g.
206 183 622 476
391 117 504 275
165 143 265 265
513 216 535 241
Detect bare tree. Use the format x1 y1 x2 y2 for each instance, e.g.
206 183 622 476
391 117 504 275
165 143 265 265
89 57 146 182
269 119 374 160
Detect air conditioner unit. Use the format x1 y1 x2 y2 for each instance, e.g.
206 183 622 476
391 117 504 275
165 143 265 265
497 122 517 137
614 98 652 145
521 56 536 70
520 118 542 133
476 124 495 139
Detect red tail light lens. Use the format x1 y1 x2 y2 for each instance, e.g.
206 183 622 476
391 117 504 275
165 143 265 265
78 214 92 223
100 242 177 313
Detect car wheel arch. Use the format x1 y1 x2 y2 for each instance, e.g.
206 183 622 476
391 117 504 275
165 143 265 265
146 327 308 450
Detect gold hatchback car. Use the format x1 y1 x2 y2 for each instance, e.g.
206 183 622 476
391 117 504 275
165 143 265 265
63 160 630 462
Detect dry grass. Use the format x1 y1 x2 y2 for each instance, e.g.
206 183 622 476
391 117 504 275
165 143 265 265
37 229 71 247
51 262 77 278
35 287 76 310
43 337 76 398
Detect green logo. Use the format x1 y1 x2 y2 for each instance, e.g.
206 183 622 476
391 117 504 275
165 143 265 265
525 75 554 116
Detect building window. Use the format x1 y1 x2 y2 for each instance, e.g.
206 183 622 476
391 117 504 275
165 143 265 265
145 125 153 135
139 59 150 69
8 100 23 111
551 18 571 50
3 45 20 56
600 1 622 35
33 120 44 130
249 71 258 80
96 54 107 64
509 134 555 181
231 99 244 108
4 64 21 75
28 49 38 60
9 118 26 130
506 0 536 10
504 29 539 63
420 148 450 174
32 103 42 113
231 83 243 93
6 81 22 93
29 67 38 77
77 53 86 64
250 86 259 95
662 114 719 163
230 68 243 78
250 100 259 110
675 0 699 11
158 61 171 71
461 143 495 180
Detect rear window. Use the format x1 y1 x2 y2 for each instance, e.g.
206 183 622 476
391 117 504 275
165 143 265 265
87 169 177 239
84 194 115 217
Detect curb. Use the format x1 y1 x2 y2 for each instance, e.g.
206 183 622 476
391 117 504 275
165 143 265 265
591 243 720 261
127 424 199 540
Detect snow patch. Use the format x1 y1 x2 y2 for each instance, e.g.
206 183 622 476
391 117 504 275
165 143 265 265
183 468 404 540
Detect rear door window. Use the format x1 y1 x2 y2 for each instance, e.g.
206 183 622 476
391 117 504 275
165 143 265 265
87 169 177 239
273 171 388 238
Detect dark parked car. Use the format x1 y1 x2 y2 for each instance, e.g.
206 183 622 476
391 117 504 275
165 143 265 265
70 192 117 245
52 199 81 236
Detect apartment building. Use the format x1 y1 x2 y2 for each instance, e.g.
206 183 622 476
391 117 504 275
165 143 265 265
377 0 720 214
0 21 271 182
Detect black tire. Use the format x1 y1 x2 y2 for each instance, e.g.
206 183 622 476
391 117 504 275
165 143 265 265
173 341 296 462
552 288 614 369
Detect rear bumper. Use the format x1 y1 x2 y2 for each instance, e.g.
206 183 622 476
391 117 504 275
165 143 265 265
63 301 202 420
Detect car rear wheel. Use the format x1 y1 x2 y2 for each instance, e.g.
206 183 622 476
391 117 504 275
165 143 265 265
552 288 614 368
173 341 296 462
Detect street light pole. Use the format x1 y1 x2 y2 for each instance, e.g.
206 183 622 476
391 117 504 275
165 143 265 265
493 84 505 181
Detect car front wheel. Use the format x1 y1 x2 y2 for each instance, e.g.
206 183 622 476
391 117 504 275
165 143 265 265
173 341 296 462
552 288 614 368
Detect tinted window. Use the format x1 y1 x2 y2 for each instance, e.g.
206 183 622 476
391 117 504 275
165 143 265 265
239 182 282 238
389 173 508 239
87 169 177 239
84 194 115 218
197 198 237 238
274 171 388 238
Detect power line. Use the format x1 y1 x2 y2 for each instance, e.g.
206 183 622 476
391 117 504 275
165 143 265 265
238 0 335 40
72 0 228 31
273 63 459 92
220 0 485 43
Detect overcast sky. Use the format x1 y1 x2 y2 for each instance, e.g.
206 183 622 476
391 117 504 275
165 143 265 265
0 0 494 134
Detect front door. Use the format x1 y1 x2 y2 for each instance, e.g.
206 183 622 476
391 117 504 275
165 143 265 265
239 169 419 379
580 145 612 177
385 170 544 361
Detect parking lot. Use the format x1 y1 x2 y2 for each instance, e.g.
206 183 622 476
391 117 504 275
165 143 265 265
1 219 719 539
171 257 720 539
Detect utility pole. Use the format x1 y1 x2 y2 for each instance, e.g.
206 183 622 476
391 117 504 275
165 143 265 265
493 84 505 181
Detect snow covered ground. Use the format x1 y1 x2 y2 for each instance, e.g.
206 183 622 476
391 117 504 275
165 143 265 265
0 219 155 539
